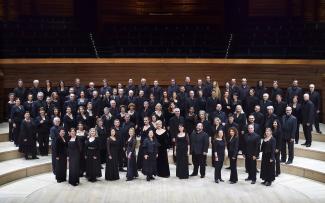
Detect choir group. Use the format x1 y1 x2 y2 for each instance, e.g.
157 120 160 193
6 76 320 187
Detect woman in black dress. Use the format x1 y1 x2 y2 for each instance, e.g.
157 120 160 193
105 128 120 181
63 106 76 133
227 127 239 184
272 120 282 176
234 105 247 152
20 112 38 159
211 117 224 166
76 123 87 177
260 128 276 186
290 96 302 144
7 93 15 142
86 102 96 129
137 117 153 170
55 128 68 183
68 128 80 186
142 130 160 181
96 118 107 164
76 106 89 130
35 107 50 156
126 127 138 181
175 124 189 179
184 106 197 135
213 130 225 183
85 128 102 182
155 120 170 178
11 98 25 147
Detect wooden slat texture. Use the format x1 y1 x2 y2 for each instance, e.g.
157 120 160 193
249 0 287 16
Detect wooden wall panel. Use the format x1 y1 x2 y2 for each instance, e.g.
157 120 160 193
249 0 287 16
0 69 4 122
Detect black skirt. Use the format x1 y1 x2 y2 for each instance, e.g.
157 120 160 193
260 152 275 182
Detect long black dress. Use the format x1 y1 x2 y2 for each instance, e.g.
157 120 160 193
55 136 67 182
85 137 102 182
97 126 107 164
176 134 189 179
137 125 153 170
19 119 37 159
142 138 160 177
68 137 80 186
156 130 170 177
76 130 87 177
105 137 120 180
126 137 138 180
260 137 276 183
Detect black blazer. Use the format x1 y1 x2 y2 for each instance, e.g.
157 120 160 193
281 115 297 140
190 131 209 155
301 100 315 125
243 132 260 157
227 136 239 158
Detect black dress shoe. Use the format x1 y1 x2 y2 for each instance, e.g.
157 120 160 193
280 160 286 163
146 176 150 181
261 181 266 185
285 161 293 165
126 178 133 181
265 182 272 186
200 175 205 178
190 173 198 176
229 181 236 184
215 180 219 183
251 180 256 184
306 144 311 147
150 176 155 180
32 156 39 159
219 179 224 182
225 166 231 170
119 168 127 172
295 141 298 144
317 131 322 134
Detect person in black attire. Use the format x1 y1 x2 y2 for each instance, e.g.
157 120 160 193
35 108 50 156
301 93 315 147
155 120 170 178
23 94 33 118
100 79 112 97
265 106 278 130
260 93 273 116
96 118 107 164
7 93 15 142
213 130 225 183
175 124 189 179
243 124 260 184
184 76 193 95
105 128 120 181
20 112 38 159
151 80 163 101
227 127 239 184
196 90 206 112
138 78 150 99
142 130 160 181
290 96 302 144
63 106 76 133
255 80 267 100
184 106 197 135
272 120 282 176
252 105 265 132
234 105 247 152
137 117 153 170
169 108 184 163
206 90 220 115
32 92 46 118
76 123 87 177
126 128 138 181
270 81 283 103
13 79 27 102
244 114 262 137
54 128 68 183
246 89 259 116
64 94 78 116
67 128 80 186
113 119 126 172
274 94 287 118
91 90 103 117
209 104 227 125
190 123 209 178
308 84 322 134
50 117 61 174
57 80 68 111
101 107 114 132
85 128 102 182
29 80 42 101
281 106 297 164
11 98 25 147
286 80 303 104
260 128 276 186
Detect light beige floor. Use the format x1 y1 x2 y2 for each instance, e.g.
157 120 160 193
0 164 325 203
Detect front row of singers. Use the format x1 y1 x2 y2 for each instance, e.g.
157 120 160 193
52 120 276 187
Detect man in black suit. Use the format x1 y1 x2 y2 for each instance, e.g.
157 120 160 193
190 123 209 178
243 124 260 184
281 106 297 164
301 93 315 147
309 84 321 134
286 80 303 103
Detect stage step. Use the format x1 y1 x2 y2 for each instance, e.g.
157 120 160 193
0 157 51 186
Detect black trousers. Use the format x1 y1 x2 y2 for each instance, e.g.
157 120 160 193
314 111 320 132
275 150 281 175
192 154 206 176
229 157 238 182
303 124 312 145
214 160 224 181
281 139 294 162
9 122 13 141
38 132 49 155
51 145 56 174
118 148 126 168
246 156 257 181
294 122 300 143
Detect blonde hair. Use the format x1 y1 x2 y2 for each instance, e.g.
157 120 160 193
89 128 98 137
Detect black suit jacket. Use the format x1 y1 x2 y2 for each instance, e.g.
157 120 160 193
190 131 209 155
281 115 297 140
